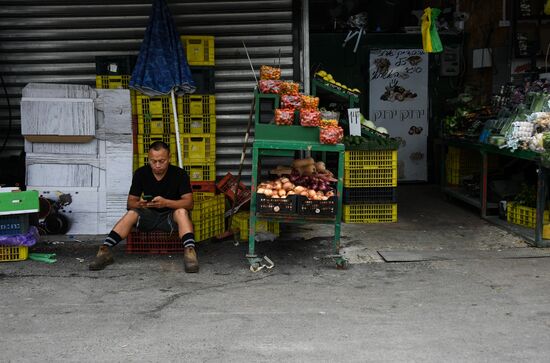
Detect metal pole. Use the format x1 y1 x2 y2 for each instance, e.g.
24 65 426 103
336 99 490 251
171 90 183 168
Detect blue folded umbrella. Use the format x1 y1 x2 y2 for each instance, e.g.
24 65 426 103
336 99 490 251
130 0 196 96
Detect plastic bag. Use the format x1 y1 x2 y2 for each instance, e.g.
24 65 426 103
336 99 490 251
259 80 282 94
260 65 281 80
274 108 295 125
300 109 321 127
320 125 344 144
421 7 443 53
281 95 302 110
0 226 39 247
301 95 319 109
280 81 299 95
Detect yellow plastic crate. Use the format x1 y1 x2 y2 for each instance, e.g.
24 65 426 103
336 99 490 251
183 163 216 181
182 114 216 134
181 134 216 163
445 147 482 186
95 75 130 89
343 203 397 223
137 134 176 155
507 202 550 229
137 114 184 135
231 211 280 242
0 246 28 262
135 94 183 118
182 94 215 116
344 150 397 187
181 35 215 66
190 194 225 241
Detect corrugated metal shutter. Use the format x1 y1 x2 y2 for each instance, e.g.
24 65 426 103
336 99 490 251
0 0 296 180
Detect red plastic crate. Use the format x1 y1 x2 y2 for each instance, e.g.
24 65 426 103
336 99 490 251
217 172 251 206
191 181 216 194
126 231 183 254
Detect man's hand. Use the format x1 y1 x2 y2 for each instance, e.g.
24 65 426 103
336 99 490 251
137 198 149 208
147 196 168 209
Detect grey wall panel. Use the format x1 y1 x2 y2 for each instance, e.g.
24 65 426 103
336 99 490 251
0 0 296 182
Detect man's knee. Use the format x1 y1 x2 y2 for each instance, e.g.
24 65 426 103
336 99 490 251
173 208 189 220
124 209 140 223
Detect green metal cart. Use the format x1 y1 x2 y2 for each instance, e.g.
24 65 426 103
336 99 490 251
247 89 347 270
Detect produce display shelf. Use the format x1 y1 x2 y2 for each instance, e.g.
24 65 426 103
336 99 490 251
248 139 346 269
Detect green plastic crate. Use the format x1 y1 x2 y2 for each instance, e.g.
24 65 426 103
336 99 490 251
0 190 39 215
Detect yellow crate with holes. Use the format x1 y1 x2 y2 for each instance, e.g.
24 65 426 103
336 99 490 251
182 94 215 116
506 202 550 229
181 134 216 163
231 211 280 242
95 75 130 89
137 114 184 135
344 150 397 187
190 194 225 241
445 147 482 186
137 134 176 155
183 163 216 182
181 35 215 66
182 114 216 134
343 203 397 223
135 94 183 118
0 246 28 262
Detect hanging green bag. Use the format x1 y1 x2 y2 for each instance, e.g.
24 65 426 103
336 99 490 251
421 7 443 53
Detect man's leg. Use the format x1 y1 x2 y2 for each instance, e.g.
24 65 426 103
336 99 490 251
89 210 139 271
172 208 198 273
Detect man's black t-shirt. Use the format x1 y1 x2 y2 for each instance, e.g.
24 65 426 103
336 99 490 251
129 165 192 212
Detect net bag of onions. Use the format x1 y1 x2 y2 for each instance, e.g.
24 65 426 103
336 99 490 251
274 108 295 125
259 80 282 94
260 65 282 80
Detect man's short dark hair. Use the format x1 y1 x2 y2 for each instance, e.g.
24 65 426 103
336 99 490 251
149 141 170 152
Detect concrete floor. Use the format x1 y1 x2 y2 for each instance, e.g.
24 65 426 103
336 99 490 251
2 185 550 362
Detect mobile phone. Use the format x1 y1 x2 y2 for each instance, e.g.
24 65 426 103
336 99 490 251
143 195 153 201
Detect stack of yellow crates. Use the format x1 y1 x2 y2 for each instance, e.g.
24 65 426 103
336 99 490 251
342 150 398 223
180 35 216 182
95 37 216 181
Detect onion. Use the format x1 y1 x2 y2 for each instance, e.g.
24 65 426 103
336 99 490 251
294 186 305 193
289 174 299 183
264 189 273 197
272 195 280 199
307 189 317 198
257 188 266 194
321 196 329 200
278 189 287 197
326 191 335 197
274 181 283 190
280 177 290 184
300 191 309 197
287 190 296 195
283 182 294 191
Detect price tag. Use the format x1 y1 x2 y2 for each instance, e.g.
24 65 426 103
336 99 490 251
348 108 361 136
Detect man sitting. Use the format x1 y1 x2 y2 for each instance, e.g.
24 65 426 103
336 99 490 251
89 141 198 272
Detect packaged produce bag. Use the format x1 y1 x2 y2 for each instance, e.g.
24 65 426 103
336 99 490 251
301 95 319 109
300 109 321 127
259 80 282 94
274 108 295 125
280 81 299 95
421 7 443 53
260 65 281 80
281 95 302 110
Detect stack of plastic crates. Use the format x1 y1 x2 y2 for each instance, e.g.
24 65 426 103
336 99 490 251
125 193 225 254
342 150 398 223
179 35 216 181
0 190 39 262
445 146 481 186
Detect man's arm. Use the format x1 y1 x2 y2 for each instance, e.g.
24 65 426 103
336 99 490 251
127 194 147 210
147 193 193 211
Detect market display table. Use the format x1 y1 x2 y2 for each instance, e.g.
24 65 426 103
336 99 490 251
441 138 549 247
247 139 346 270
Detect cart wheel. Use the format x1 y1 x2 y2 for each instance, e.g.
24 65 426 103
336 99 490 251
336 259 348 270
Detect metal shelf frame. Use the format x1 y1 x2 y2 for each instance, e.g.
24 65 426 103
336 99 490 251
441 138 550 247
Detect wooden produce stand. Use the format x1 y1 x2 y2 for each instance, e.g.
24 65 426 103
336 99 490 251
247 90 347 270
